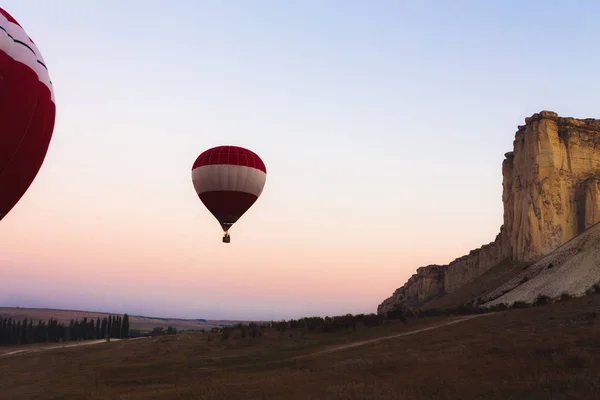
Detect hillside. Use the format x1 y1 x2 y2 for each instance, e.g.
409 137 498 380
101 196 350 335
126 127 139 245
483 221 600 307
1 295 599 399
379 110 600 314
422 258 532 310
0 307 247 333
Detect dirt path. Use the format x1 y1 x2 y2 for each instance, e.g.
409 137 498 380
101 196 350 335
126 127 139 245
0 338 128 358
0 314 490 362
0 336 153 358
291 313 492 360
193 314 494 372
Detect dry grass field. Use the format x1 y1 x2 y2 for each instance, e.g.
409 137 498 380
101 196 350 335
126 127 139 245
1 294 600 399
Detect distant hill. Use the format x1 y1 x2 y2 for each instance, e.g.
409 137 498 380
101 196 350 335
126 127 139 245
0 307 251 333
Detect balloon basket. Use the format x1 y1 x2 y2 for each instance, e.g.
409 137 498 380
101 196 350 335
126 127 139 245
222 234 231 243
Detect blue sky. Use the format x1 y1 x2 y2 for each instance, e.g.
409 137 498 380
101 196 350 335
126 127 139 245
1 1 600 320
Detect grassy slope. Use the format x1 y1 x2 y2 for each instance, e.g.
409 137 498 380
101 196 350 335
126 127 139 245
1 295 600 399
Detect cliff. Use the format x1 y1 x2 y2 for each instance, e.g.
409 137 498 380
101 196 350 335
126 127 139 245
378 111 600 315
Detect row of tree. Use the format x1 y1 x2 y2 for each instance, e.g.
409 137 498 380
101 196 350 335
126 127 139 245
271 313 386 333
0 314 130 345
254 302 517 336
264 289 596 336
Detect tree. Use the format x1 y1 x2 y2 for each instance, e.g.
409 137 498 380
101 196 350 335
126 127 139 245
0 313 130 345
20 318 27 344
95 318 101 339
107 315 113 339
114 316 121 338
82 317 89 340
0 318 5 344
121 314 130 339
150 327 164 336
28 320 33 343
8 319 12 343
101 317 108 339
88 318 95 339
15 320 22 344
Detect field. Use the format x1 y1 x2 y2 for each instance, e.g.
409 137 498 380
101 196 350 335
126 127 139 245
0 307 246 332
1 295 599 399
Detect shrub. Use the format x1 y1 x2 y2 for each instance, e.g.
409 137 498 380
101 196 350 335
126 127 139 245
221 328 232 340
386 305 408 324
362 314 383 327
559 292 573 301
511 301 529 309
534 295 552 306
489 303 508 312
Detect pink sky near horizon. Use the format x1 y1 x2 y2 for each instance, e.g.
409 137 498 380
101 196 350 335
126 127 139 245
0 121 504 319
0 160 503 320
2 1 600 320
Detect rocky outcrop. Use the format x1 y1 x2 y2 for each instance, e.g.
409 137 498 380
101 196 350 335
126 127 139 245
443 229 510 293
503 111 600 262
381 265 446 309
378 236 511 314
378 111 600 315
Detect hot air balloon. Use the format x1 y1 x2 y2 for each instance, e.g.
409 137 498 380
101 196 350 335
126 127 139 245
191 145 267 243
0 8 56 222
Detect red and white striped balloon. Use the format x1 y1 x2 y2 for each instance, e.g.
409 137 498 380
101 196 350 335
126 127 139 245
0 8 56 222
191 146 267 240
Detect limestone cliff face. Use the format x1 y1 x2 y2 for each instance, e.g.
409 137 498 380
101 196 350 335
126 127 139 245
377 234 510 314
381 265 446 309
443 231 509 293
583 178 600 230
504 111 600 261
378 111 600 315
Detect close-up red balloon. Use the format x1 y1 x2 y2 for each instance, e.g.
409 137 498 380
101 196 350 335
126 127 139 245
0 8 56 222
191 145 267 243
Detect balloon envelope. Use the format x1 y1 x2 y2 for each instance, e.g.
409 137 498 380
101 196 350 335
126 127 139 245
0 8 56 222
191 145 267 233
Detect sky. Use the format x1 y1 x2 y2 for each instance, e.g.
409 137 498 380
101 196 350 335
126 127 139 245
1 0 600 321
